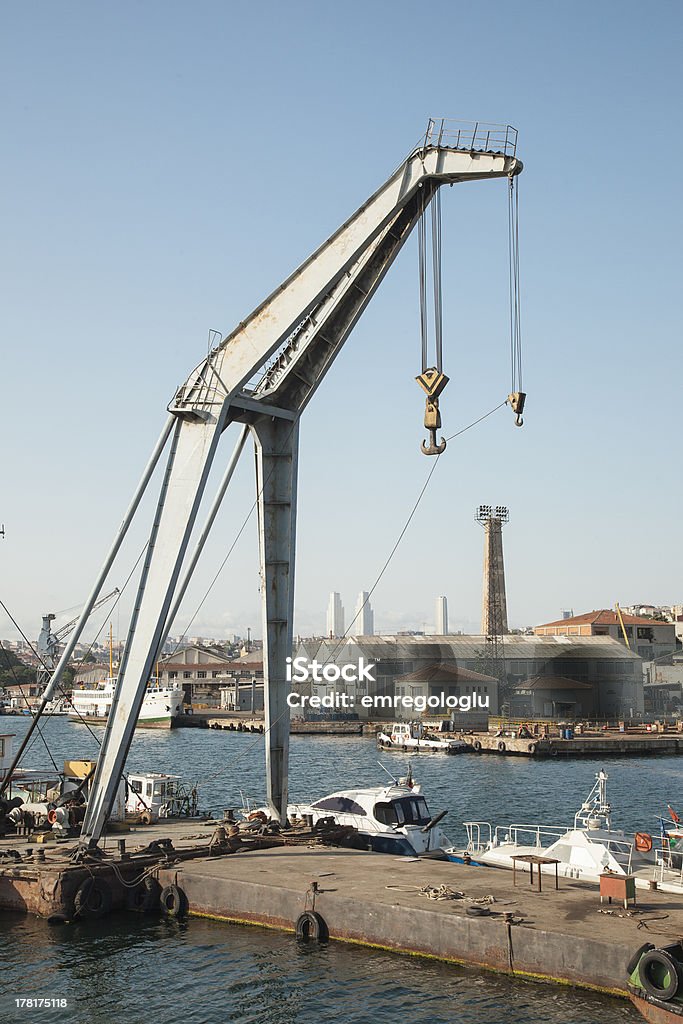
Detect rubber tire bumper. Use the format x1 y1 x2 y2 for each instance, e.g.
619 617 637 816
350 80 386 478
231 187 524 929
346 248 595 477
74 877 113 919
128 876 161 913
497 741 506 752
295 911 328 942
627 943 654 976
639 949 682 1001
159 884 189 919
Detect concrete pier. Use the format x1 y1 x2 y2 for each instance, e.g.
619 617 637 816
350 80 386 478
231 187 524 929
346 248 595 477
2 821 680 1000
461 733 683 757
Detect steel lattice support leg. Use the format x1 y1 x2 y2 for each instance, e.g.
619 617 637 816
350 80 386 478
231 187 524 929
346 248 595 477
252 416 299 822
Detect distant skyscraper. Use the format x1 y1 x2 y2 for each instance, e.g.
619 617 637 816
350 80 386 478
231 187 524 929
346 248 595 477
326 592 345 638
353 591 374 636
435 596 448 635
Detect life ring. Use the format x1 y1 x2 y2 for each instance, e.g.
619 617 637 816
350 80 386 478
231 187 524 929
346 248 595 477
74 877 112 919
639 949 682 1001
527 742 537 755
295 910 328 942
159 883 189 918
47 808 58 824
635 832 653 853
472 740 482 752
497 741 506 753
626 942 654 976
127 876 160 913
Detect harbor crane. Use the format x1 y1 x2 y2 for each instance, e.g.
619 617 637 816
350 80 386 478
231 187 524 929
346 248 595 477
10 119 523 849
36 589 120 691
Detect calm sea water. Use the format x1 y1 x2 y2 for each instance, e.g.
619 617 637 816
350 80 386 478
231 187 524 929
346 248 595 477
1 716 669 1024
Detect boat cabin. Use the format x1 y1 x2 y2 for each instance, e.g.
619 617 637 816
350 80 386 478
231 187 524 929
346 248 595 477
126 772 182 821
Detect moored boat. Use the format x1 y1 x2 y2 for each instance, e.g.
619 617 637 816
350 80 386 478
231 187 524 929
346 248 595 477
287 767 452 857
377 721 468 754
69 676 184 729
452 770 683 893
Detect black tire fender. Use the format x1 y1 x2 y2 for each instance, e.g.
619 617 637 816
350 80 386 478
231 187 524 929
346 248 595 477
466 905 491 917
160 883 189 918
627 942 655 976
640 949 682 1001
74 877 112 919
497 741 506 752
473 740 482 752
527 742 537 754
295 910 328 942
128 876 161 913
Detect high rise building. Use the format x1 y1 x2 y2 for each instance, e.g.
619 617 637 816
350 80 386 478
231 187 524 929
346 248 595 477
326 592 345 638
353 591 374 636
435 596 448 635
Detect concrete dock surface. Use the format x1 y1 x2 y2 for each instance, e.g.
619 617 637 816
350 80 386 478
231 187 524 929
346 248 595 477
157 841 682 996
2 820 682 999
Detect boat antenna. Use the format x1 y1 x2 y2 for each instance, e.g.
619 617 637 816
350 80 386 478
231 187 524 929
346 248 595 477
377 761 399 784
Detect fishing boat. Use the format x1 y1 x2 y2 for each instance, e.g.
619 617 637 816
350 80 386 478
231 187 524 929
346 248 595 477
125 771 203 824
69 676 184 729
376 721 468 754
287 767 452 857
453 770 683 893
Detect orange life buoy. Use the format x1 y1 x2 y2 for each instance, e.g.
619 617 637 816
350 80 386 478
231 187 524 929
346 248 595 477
635 831 653 852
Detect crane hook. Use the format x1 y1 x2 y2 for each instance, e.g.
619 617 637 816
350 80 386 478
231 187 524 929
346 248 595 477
416 369 449 457
508 392 526 429
421 428 447 456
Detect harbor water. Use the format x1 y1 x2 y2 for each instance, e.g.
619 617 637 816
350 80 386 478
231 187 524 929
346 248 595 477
1 716 666 1023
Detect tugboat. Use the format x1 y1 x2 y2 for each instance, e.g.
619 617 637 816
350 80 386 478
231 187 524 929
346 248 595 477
627 942 683 1022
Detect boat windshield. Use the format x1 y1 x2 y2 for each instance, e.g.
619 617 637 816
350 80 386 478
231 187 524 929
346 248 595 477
374 796 431 826
312 796 367 815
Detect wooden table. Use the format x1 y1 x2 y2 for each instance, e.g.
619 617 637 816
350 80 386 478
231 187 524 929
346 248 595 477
512 854 560 892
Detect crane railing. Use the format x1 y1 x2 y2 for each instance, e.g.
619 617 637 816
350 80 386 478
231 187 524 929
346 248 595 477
422 118 517 157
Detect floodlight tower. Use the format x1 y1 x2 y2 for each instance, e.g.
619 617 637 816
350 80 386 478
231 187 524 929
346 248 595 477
476 505 509 693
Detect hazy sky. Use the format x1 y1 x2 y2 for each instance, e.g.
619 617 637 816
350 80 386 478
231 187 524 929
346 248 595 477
2 1 681 645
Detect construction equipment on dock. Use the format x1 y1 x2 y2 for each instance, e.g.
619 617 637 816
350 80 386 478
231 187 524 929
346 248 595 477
7 118 524 856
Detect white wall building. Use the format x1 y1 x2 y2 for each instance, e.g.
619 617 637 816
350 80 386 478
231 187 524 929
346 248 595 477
326 592 345 638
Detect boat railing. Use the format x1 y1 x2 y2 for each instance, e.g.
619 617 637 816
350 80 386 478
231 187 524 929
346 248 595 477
654 842 683 886
492 823 637 868
491 823 570 850
463 821 492 852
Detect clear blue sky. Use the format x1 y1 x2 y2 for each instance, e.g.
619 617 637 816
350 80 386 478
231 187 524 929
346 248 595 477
2 1 681 643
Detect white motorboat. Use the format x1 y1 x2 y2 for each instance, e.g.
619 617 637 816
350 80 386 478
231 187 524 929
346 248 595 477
69 676 184 729
287 767 452 857
455 770 683 893
377 721 468 754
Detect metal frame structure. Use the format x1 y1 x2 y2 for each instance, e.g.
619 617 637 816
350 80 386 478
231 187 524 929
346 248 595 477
30 122 522 849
